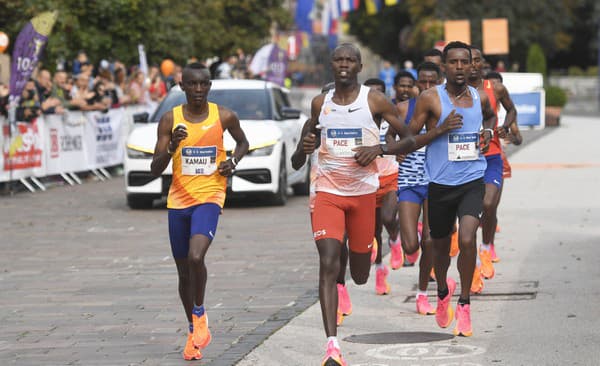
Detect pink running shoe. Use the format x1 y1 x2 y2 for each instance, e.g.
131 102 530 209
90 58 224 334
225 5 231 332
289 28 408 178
435 277 456 328
321 340 347 366
375 265 391 295
490 243 500 263
454 303 473 337
337 284 352 316
416 294 436 315
389 237 404 270
370 238 378 264
405 248 420 265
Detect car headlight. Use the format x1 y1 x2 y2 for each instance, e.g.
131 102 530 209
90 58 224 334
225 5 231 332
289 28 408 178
127 145 154 159
246 141 277 156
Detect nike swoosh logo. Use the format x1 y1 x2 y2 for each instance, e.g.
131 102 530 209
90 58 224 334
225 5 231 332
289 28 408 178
367 243 373 249
201 124 214 130
348 107 362 113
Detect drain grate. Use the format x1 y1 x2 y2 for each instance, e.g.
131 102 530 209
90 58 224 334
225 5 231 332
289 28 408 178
405 280 538 302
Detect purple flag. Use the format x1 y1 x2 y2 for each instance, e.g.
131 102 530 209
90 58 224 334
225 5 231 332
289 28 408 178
265 44 288 87
9 11 58 104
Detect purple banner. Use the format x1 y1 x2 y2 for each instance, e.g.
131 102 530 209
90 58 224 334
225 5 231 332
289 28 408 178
266 45 288 87
9 12 56 103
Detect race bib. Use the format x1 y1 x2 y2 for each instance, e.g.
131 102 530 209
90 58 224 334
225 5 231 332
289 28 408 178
325 128 363 157
448 133 479 161
181 146 217 175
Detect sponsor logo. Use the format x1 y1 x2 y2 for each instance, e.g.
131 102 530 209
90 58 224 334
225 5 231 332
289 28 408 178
348 107 362 113
313 229 327 238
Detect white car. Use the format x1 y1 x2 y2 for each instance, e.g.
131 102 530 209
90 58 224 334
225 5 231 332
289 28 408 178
125 80 310 209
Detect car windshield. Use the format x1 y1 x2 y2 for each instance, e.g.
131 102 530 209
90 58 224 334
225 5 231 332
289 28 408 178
150 88 272 122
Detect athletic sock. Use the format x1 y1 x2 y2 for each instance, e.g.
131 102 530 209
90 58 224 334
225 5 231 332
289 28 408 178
481 243 491 252
417 290 428 298
337 279 345 285
192 304 205 317
438 287 449 300
189 322 194 333
327 336 340 349
376 263 385 270
458 297 470 305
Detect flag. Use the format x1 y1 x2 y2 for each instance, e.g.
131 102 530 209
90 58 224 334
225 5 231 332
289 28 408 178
266 44 288 87
385 0 398 5
365 0 382 15
295 0 314 34
9 11 58 105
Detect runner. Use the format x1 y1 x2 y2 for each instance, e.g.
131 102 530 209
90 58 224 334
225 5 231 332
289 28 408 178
150 62 249 360
300 43 415 366
389 61 442 314
468 47 517 281
392 71 417 107
423 48 443 73
363 78 401 295
408 41 497 337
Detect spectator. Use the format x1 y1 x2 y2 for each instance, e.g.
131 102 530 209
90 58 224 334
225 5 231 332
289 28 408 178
97 68 120 107
70 73 95 110
495 60 506 72
85 81 111 112
36 69 65 114
234 48 250 78
17 79 42 122
216 55 237 79
148 65 167 102
378 60 396 98
114 66 132 105
51 70 74 110
128 70 148 105
403 60 417 79
0 82 9 117
72 50 89 76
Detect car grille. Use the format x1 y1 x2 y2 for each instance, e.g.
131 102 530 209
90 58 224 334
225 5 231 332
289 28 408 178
128 171 158 187
235 169 271 184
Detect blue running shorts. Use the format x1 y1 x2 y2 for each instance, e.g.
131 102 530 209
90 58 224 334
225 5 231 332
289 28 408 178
168 203 221 258
397 184 429 204
484 154 503 189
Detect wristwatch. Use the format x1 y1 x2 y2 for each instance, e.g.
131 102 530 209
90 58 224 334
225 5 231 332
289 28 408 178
379 144 388 156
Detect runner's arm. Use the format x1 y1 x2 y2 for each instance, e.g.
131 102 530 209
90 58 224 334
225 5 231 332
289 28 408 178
150 111 179 177
300 95 324 156
219 107 249 176
480 92 497 153
408 90 461 150
291 118 311 170
495 83 517 138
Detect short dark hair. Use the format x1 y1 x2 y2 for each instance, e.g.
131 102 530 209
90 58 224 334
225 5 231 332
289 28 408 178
443 41 472 62
484 71 503 83
393 71 415 85
331 43 362 62
185 62 206 70
417 61 441 78
363 78 386 93
424 48 443 58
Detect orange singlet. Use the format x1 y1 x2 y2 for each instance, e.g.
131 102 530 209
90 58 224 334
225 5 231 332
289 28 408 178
482 80 502 157
167 103 227 209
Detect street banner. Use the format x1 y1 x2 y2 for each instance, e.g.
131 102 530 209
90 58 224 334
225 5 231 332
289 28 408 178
1 118 46 181
444 20 471 45
482 18 509 55
498 91 545 128
9 11 58 104
85 109 125 169
44 113 88 175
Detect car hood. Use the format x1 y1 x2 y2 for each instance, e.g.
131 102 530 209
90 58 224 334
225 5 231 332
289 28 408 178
126 120 282 153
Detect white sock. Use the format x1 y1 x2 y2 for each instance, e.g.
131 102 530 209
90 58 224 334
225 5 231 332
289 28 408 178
327 336 340 349
376 263 385 270
481 243 491 252
476 255 481 266
416 290 428 298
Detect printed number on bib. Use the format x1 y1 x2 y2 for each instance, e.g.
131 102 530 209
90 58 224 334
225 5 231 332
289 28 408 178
326 128 363 157
448 133 478 161
182 146 217 175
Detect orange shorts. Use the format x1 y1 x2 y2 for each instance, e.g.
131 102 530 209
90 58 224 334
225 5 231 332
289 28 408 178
312 191 376 254
376 172 398 207
501 149 512 178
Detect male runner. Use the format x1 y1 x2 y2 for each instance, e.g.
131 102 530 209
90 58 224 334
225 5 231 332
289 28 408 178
389 61 442 314
363 78 401 296
301 43 415 366
150 63 249 360
423 48 443 75
392 71 417 107
468 47 517 280
408 41 497 337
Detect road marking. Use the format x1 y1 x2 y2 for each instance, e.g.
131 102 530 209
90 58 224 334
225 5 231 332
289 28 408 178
365 343 486 361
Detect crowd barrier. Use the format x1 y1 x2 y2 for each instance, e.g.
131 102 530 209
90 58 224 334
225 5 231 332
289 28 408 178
1 104 155 191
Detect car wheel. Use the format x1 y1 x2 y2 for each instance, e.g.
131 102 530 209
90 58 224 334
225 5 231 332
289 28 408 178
292 161 310 196
127 194 155 209
270 155 288 206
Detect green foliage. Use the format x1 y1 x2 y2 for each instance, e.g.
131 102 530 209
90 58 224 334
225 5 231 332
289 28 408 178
526 43 546 76
567 66 584 76
587 66 599 77
545 86 567 107
0 0 291 70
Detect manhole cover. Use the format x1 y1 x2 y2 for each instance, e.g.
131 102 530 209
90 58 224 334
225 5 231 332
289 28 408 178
344 331 454 344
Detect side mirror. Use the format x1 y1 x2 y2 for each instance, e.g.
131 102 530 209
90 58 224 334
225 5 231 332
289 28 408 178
133 112 149 123
281 106 301 120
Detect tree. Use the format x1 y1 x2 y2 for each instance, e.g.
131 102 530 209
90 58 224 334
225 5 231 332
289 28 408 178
0 0 291 71
526 43 546 76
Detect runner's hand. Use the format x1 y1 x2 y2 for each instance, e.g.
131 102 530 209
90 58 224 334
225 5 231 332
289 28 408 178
496 125 509 139
396 154 406 163
439 109 463 133
302 133 317 154
352 145 380 166
480 130 492 154
171 124 188 149
218 159 236 176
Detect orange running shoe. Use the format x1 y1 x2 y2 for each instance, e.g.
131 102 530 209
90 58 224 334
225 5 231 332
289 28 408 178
449 231 459 257
470 265 484 294
182 333 203 360
336 309 344 326
479 249 495 279
496 224 501 233
435 277 456 328
375 265 391 295
321 340 347 366
454 303 473 337
370 238 378 264
490 243 500 263
337 284 352 316
192 312 212 349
